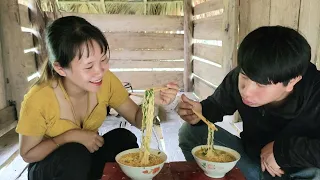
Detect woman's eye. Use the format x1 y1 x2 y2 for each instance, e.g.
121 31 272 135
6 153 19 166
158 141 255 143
85 66 93 69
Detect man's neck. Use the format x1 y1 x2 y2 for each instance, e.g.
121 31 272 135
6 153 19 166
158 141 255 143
269 91 292 107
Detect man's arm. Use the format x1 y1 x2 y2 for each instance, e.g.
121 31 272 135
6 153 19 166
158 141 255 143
197 68 239 124
274 135 320 168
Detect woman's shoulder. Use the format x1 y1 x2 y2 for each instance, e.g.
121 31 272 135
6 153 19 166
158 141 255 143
23 82 56 107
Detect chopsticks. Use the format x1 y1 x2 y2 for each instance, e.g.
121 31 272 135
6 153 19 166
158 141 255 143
130 93 144 98
146 87 169 92
192 109 218 131
130 87 169 98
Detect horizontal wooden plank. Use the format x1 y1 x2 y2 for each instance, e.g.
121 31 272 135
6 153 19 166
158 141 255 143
193 59 224 86
109 60 184 68
0 121 17 138
21 33 33 49
0 106 16 124
61 12 184 32
194 15 223 40
21 33 37 74
270 0 300 30
0 129 19 169
110 50 184 60
194 0 224 15
193 77 215 101
113 71 183 90
193 43 222 64
105 32 184 50
19 4 30 27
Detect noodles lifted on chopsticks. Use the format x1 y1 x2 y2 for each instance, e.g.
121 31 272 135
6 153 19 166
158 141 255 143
193 111 236 162
139 89 155 166
119 88 165 167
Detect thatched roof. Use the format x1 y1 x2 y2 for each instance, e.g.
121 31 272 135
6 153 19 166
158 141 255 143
40 0 184 16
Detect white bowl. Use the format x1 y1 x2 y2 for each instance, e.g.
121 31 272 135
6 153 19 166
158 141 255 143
191 145 241 178
115 148 167 180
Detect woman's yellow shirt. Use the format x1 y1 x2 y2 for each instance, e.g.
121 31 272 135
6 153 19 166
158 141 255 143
16 71 128 137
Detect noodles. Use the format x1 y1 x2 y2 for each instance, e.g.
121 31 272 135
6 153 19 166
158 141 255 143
195 126 236 162
119 89 164 167
195 148 236 162
119 153 163 167
206 126 215 157
139 89 155 165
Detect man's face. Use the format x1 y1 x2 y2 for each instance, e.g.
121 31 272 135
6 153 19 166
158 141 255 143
238 71 299 107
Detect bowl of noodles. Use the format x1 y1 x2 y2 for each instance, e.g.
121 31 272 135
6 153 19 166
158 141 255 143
116 148 167 180
192 145 240 178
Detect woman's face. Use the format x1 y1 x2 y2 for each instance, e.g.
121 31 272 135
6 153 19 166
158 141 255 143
60 40 109 93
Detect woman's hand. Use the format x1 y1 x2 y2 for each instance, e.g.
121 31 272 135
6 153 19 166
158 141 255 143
72 130 104 153
155 82 179 105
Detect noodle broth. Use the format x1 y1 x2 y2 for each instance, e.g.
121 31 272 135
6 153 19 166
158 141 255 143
119 152 164 167
195 148 236 163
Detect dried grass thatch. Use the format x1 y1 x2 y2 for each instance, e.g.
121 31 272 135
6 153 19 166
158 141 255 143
40 0 183 16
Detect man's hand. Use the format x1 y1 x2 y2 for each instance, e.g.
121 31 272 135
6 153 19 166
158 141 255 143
260 141 284 177
176 94 202 125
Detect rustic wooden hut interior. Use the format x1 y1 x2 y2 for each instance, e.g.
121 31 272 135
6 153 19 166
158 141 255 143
0 0 319 179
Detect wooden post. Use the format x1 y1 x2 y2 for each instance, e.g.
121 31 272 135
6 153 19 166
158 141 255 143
0 37 6 110
222 0 239 122
183 0 193 92
0 0 30 113
222 0 239 73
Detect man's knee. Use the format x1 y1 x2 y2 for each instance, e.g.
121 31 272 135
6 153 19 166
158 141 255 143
178 122 206 148
290 168 320 180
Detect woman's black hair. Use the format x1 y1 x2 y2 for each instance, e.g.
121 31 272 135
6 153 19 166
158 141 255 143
36 15 109 84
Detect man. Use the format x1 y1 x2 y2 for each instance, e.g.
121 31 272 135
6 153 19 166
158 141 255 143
177 26 320 180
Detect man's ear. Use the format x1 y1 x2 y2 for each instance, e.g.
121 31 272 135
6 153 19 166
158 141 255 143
52 62 67 77
285 76 302 92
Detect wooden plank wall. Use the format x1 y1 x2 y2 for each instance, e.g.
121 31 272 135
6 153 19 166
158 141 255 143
0 0 37 136
61 12 184 90
239 0 320 68
192 0 238 100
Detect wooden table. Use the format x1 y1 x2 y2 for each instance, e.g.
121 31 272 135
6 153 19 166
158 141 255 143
101 161 245 180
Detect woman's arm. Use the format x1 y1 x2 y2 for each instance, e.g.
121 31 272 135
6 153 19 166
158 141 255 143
19 129 104 163
19 130 78 163
115 98 143 129
115 83 180 129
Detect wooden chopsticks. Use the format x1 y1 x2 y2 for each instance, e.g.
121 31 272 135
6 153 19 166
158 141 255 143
130 87 169 98
130 93 144 98
146 87 169 92
192 109 218 131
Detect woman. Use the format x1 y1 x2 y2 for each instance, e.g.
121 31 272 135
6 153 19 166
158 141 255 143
15 16 179 180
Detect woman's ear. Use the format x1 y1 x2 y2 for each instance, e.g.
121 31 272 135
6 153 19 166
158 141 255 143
52 62 67 77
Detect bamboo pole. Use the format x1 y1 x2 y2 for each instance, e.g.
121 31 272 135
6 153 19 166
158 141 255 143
144 0 147 15
58 1 183 5
183 0 193 92
100 0 106 13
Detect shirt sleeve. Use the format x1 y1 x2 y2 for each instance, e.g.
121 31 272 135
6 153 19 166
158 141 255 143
16 97 47 136
107 71 129 109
